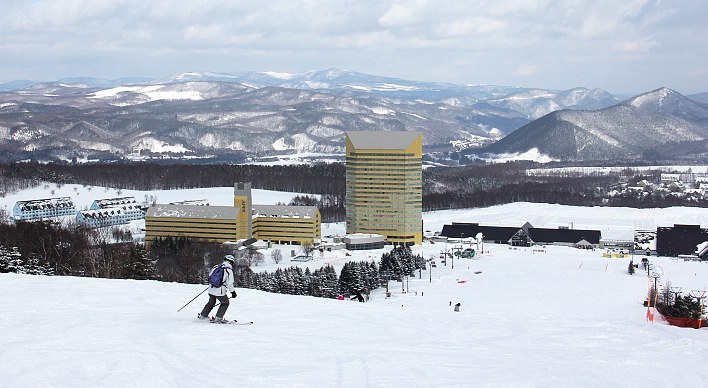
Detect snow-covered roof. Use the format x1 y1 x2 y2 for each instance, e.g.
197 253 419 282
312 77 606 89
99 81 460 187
342 233 385 243
79 206 143 218
15 197 75 207
252 204 317 219
93 197 138 208
145 204 238 219
169 199 210 206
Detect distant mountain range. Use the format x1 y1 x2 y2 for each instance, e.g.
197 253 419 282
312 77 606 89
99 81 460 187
475 87 708 161
0 69 705 163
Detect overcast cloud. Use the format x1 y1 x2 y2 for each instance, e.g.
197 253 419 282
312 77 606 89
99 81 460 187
1 0 707 94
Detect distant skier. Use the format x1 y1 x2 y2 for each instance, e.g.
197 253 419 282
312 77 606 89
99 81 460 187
454 302 461 312
355 291 365 302
198 255 238 323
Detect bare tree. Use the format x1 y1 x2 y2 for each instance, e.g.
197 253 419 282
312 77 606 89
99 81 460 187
301 241 315 257
242 248 265 266
271 249 283 264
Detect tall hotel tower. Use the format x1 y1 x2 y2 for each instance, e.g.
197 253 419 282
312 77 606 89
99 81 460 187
345 131 423 245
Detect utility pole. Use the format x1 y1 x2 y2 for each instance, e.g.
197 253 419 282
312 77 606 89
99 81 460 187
670 286 682 305
650 273 660 305
382 270 391 294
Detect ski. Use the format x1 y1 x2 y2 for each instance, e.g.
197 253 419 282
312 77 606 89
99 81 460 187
203 316 254 325
209 321 253 325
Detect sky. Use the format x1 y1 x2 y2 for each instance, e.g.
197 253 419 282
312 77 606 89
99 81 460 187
2 184 708 387
1 0 707 95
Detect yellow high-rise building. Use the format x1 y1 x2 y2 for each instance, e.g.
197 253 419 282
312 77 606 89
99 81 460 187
345 131 423 245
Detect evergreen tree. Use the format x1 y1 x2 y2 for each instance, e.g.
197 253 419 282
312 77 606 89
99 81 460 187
657 291 705 319
0 245 23 273
338 262 355 293
233 264 251 288
273 268 286 293
379 251 402 280
124 245 157 280
22 254 54 276
291 266 308 295
366 261 380 292
318 265 340 298
0 247 54 276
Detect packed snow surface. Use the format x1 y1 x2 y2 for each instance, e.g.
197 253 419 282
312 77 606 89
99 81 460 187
1 185 708 387
2 244 707 387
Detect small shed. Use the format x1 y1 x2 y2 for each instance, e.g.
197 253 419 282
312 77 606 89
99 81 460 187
574 239 594 250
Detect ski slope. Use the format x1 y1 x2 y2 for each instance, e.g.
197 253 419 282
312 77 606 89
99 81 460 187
1 184 708 386
1 243 707 387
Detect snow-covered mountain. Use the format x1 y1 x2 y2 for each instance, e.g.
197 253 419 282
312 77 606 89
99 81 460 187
0 68 660 163
482 87 618 120
88 81 253 106
476 88 708 161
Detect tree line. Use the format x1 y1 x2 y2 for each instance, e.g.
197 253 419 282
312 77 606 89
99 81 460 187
0 217 158 279
231 245 423 299
0 215 426 302
0 161 344 194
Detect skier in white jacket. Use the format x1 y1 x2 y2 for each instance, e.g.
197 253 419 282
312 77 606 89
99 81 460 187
198 255 237 323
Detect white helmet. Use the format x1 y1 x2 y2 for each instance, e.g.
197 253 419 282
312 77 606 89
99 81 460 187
223 255 235 264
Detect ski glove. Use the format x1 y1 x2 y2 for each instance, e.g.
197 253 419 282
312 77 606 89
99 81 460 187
231 291 237 298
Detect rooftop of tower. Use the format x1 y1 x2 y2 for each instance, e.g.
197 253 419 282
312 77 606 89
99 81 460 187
346 130 421 150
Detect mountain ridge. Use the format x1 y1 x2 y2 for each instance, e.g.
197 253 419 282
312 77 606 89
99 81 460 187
1 70 703 163
475 87 708 161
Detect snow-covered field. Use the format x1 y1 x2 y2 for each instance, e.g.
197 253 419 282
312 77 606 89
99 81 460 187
1 184 708 387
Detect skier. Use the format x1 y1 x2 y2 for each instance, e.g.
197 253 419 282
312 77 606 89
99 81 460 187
198 255 238 323
454 302 461 312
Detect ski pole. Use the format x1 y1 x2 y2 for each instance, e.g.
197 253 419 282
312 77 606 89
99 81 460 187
177 287 209 312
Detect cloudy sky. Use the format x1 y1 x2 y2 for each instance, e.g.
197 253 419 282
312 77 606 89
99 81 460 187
2 0 707 95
